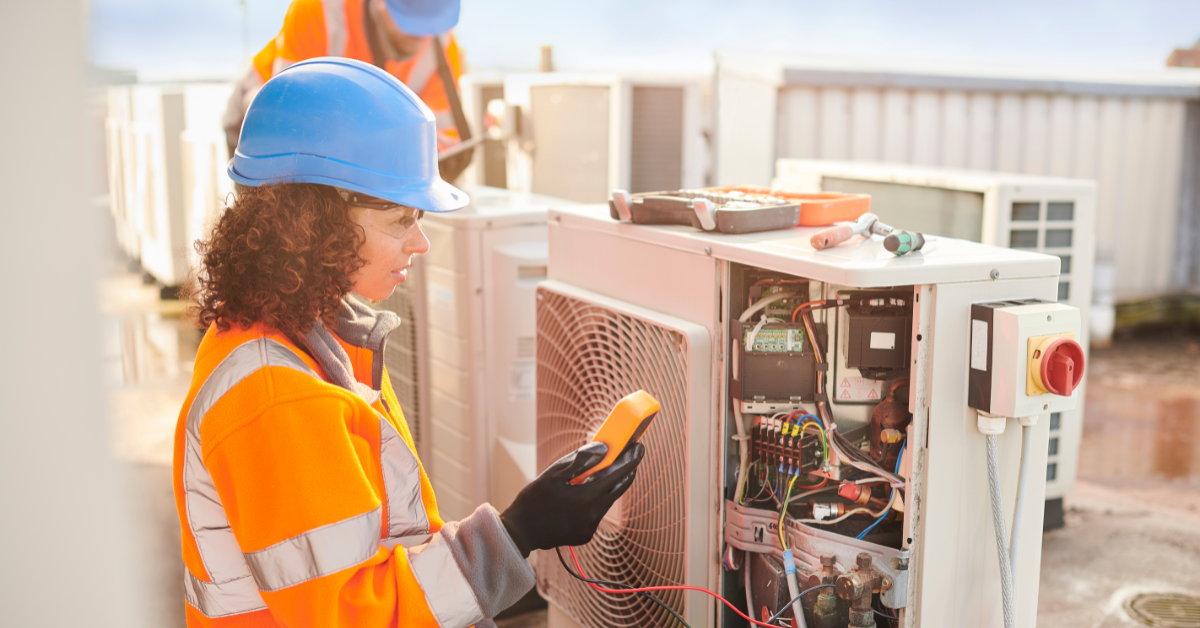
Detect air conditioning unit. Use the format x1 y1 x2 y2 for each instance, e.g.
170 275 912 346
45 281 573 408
179 84 235 276
127 85 188 288
374 261 431 460
105 86 140 260
112 83 233 290
773 159 1095 522
371 185 576 522
538 204 1077 628
458 73 509 189
502 73 709 203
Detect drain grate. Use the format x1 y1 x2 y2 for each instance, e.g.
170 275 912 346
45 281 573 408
1126 593 1200 628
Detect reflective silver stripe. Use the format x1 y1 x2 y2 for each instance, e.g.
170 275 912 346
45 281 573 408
183 440 244 582
184 570 267 619
183 338 318 590
272 56 295 76
380 416 430 539
381 533 431 550
433 111 456 130
405 533 486 628
186 338 318 439
245 507 381 592
322 0 346 56
405 38 439 95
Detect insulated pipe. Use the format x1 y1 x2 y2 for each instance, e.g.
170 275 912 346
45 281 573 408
783 551 808 628
986 435 1016 628
732 404 751 503
1009 424 1034 580
744 554 754 622
738 290 794 322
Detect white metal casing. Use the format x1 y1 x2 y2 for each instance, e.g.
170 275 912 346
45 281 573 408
502 72 708 202
180 84 235 278
107 82 233 287
129 84 186 285
458 73 509 189
971 302 1083 419
105 86 140 259
413 186 575 520
543 204 1061 628
773 160 1092 500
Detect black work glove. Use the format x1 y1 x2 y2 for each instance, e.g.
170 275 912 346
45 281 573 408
500 441 646 558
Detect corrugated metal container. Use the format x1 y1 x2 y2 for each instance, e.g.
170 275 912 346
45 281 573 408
715 52 1200 301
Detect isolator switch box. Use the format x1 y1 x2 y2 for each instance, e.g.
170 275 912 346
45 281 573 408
968 300 1085 419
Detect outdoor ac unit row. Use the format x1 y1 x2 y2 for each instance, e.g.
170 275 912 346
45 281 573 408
773 159 1095 514
105 86 140 260
106 83 233 290
459 73 509 189
179 84 235 278
371 185 575 522
502 73 709 203
538 204 1072 628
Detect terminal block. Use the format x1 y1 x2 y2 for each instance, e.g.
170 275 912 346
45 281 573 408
749 415 824 476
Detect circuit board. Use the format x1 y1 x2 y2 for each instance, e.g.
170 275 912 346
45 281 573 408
743 326 806 353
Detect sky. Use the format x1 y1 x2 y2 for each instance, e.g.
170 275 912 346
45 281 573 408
90 0 1200 81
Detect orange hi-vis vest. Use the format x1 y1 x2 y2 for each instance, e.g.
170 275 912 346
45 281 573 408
248 0 462 144
172 298 533 627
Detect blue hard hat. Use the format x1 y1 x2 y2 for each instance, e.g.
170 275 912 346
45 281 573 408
385 0 459 36
229 56 468 213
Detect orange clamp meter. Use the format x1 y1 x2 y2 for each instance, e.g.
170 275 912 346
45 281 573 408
570 390 660 485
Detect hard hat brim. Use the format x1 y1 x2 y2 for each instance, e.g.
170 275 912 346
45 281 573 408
228 162 470 213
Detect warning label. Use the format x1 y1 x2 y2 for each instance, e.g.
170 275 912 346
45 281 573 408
836 376 885 402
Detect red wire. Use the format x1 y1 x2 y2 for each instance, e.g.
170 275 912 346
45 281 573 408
567 546 783 628
790 300 829 322
795 477 829 491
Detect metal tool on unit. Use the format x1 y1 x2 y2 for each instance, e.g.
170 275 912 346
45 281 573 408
810 213 927 257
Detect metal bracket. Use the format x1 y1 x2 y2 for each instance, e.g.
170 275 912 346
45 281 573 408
691 197 716 231
611 189 633 222
724 500 910 609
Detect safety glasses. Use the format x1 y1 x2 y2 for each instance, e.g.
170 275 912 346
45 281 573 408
338 189 425 233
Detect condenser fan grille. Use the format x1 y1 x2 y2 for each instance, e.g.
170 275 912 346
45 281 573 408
375 280 423 448
536 287 693 628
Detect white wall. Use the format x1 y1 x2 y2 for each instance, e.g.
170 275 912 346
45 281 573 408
0 3 146 626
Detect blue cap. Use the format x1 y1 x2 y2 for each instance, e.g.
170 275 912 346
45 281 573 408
230 57 467 213
783 550 797 574
385 0 460 36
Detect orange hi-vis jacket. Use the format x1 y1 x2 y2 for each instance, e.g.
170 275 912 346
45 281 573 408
172 298 534 627
223 0 463 149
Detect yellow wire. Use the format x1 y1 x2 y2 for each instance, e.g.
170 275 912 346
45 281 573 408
779 475 798 550
802 313 824 397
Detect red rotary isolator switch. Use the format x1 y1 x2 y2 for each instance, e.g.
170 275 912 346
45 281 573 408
1028 336 1086 397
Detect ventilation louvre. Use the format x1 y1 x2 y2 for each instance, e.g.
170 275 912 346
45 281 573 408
535 282 708 628
630 86 685 194
374 260 427 450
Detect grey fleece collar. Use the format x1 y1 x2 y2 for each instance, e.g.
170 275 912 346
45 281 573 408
300 297 400 405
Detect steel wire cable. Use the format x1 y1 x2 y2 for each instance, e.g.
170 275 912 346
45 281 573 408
986 435 1016 628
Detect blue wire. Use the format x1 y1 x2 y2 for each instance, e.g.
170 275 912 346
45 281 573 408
856 441 906 540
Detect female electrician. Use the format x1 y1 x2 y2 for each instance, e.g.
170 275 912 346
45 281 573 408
172 57 644 628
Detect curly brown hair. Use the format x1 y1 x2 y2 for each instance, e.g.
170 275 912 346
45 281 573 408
185 183 365 338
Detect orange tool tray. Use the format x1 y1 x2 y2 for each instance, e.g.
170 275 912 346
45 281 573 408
707 186 871 227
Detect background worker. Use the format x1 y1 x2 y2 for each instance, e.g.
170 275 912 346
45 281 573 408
222 0 465 157
178 57 644 627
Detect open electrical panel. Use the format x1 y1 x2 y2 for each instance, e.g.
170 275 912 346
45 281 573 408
724 263 915 628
